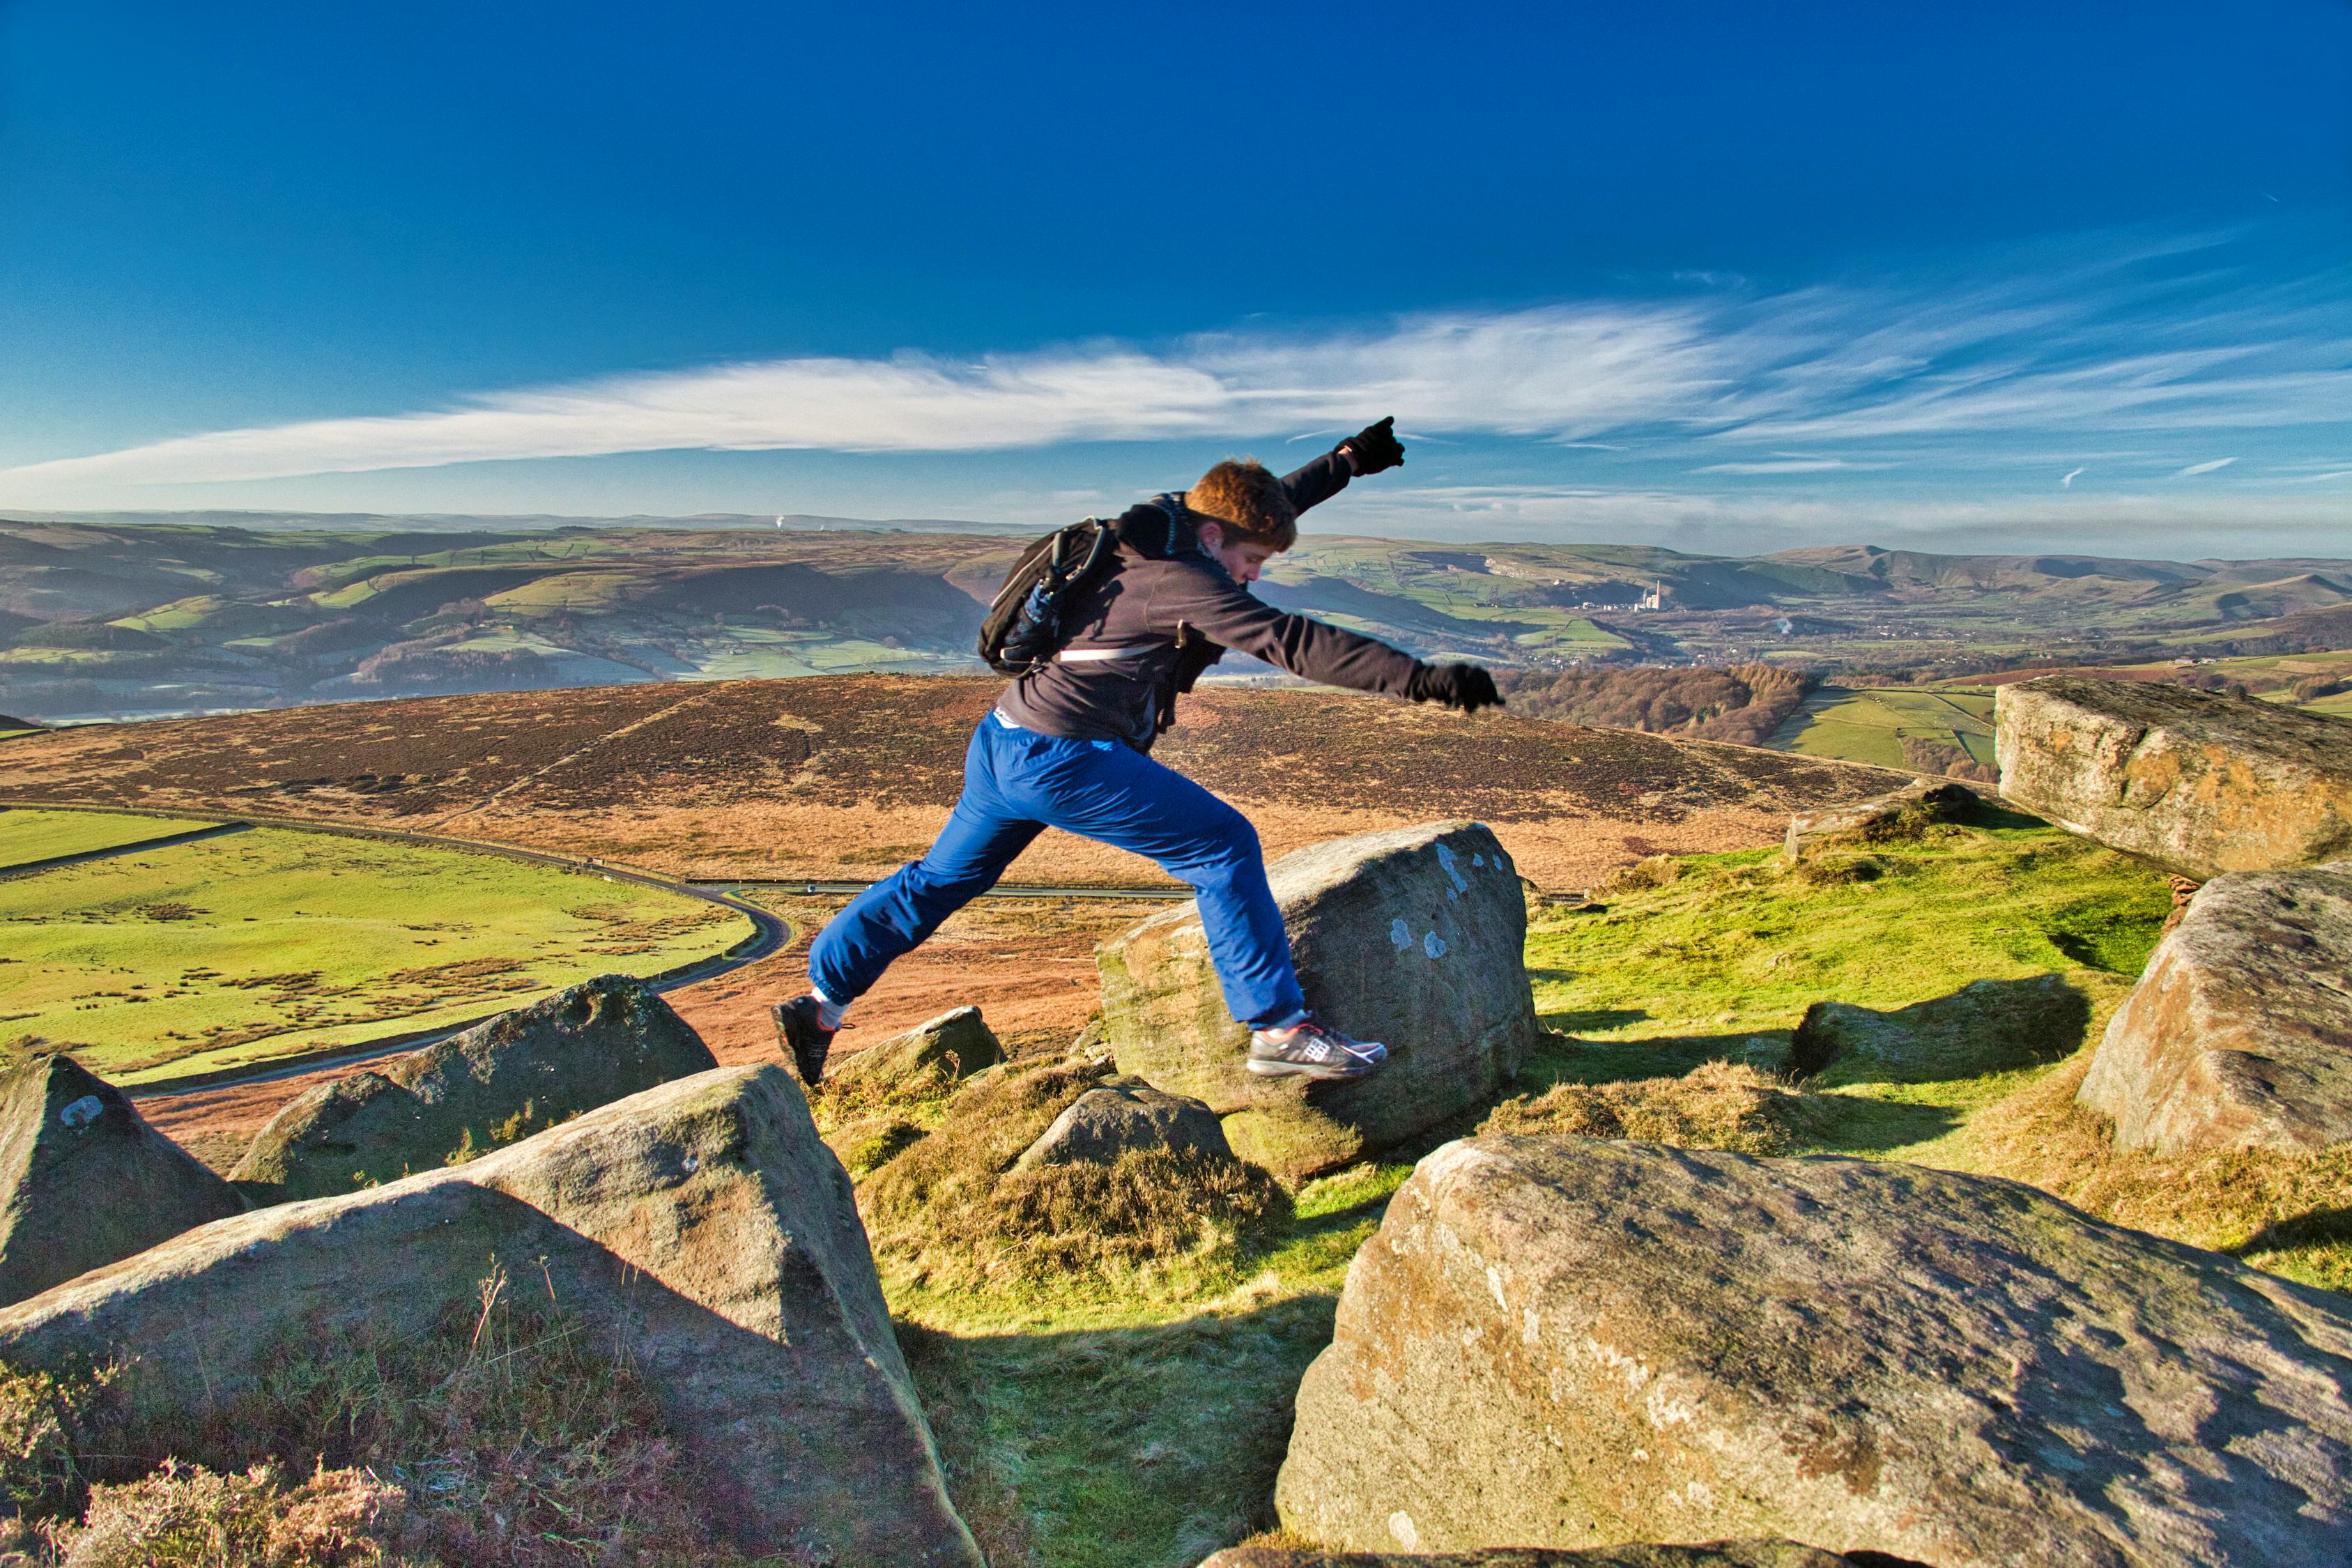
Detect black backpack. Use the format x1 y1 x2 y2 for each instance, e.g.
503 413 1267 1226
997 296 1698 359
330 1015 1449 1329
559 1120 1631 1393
976 496 1197 675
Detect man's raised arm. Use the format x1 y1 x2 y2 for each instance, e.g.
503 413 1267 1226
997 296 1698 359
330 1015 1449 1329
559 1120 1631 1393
1279 416 1408 516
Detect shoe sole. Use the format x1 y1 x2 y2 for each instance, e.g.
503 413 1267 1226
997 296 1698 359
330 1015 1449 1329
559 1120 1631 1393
771 1005 831 1086
1246 1056 1377 1081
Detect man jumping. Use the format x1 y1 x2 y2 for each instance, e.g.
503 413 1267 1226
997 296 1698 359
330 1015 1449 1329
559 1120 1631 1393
773 417 1502 1086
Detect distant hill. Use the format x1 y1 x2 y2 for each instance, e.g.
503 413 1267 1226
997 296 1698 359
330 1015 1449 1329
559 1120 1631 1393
4 515 2349 722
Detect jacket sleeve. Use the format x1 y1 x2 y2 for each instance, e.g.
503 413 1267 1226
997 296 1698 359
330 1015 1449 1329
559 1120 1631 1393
1155 562 1420 697
1279 449 1353 516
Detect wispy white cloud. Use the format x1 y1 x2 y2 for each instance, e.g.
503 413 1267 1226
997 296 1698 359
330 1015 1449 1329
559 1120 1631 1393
1345 481 2352 560
0 305 1732 491
2175 456 2238 476
1692 458 1893 475
2061 466 2085 487
3 235 2346 502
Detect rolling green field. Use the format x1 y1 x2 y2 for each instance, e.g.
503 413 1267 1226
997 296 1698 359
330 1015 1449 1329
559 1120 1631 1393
0 825 748 1084
0 808 223 870
1771 684 1998 774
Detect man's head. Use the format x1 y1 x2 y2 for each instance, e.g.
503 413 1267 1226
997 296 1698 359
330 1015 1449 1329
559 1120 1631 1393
1187 459 1296 585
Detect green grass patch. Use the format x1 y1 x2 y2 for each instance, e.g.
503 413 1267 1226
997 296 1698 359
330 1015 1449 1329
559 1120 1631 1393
1523 822 2167 1076
1781 715 1908 767
0 829 746 1082
0 811 220 870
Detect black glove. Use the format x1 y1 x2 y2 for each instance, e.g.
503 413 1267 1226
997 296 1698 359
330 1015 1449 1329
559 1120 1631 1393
1408 661 1502 714
1340 416 1405 476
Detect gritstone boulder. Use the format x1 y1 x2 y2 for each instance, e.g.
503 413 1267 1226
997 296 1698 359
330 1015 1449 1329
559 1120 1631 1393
0 1054 243 1307
2078 861 2352 1153
0 1063 985 1565
1782 779 1977 861
827 1005 1004 1093
1788 974 2091 1082
1277 1135 2352 1567
230 974 717 1199
1994 675 2352 880
1013 1079 1231 1170
1098 820 1537 1181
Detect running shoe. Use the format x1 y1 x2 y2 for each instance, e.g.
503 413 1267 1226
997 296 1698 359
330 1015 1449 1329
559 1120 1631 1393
771 994 836 1086
1246 1019 1388 1079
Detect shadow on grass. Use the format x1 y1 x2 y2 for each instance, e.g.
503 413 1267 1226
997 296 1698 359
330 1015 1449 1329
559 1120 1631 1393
1521 1027 1763 1091
1539 1005 1651 1033
1804 1093 1964 1154
900 1291 1339 1568
2232 1206 2352 1259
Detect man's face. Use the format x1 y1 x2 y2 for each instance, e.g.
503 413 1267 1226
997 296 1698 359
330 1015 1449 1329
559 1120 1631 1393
1199 523 1279 586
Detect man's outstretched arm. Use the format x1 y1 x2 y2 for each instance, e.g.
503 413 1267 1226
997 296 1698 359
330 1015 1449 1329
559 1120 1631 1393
1280 417 1407 516
1159 563 1503 714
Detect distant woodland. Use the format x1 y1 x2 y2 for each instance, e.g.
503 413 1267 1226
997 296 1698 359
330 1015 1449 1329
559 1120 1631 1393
1497 663 1815 747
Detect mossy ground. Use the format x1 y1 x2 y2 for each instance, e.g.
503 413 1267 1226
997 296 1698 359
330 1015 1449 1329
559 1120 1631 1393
870 813 2352 1567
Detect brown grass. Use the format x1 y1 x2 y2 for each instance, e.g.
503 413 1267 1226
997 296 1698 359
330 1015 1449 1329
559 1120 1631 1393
1596 852 1680 894
0 675 1907 891
1478 1060 1827 1157
0 1267 760 1567
1932 1058 2352 1289
17 1460 411 1568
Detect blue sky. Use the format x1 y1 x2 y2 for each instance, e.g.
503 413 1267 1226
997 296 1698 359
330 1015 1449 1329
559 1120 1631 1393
2 1 2348 558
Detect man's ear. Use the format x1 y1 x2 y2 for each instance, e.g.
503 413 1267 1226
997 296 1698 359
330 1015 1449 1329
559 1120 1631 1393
1195 520 1225 553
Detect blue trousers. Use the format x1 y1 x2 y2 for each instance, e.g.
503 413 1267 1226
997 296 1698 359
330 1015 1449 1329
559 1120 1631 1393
806 712 1308 1029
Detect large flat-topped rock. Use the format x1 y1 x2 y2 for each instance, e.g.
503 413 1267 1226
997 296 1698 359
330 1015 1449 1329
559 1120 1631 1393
1277 1135 2352 1567
2080 862 2352 1153
0 1054 243 1306
1098 821 1537 1180
0 1065 983 1566
231 974 717 1199
1994 675 2352 879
